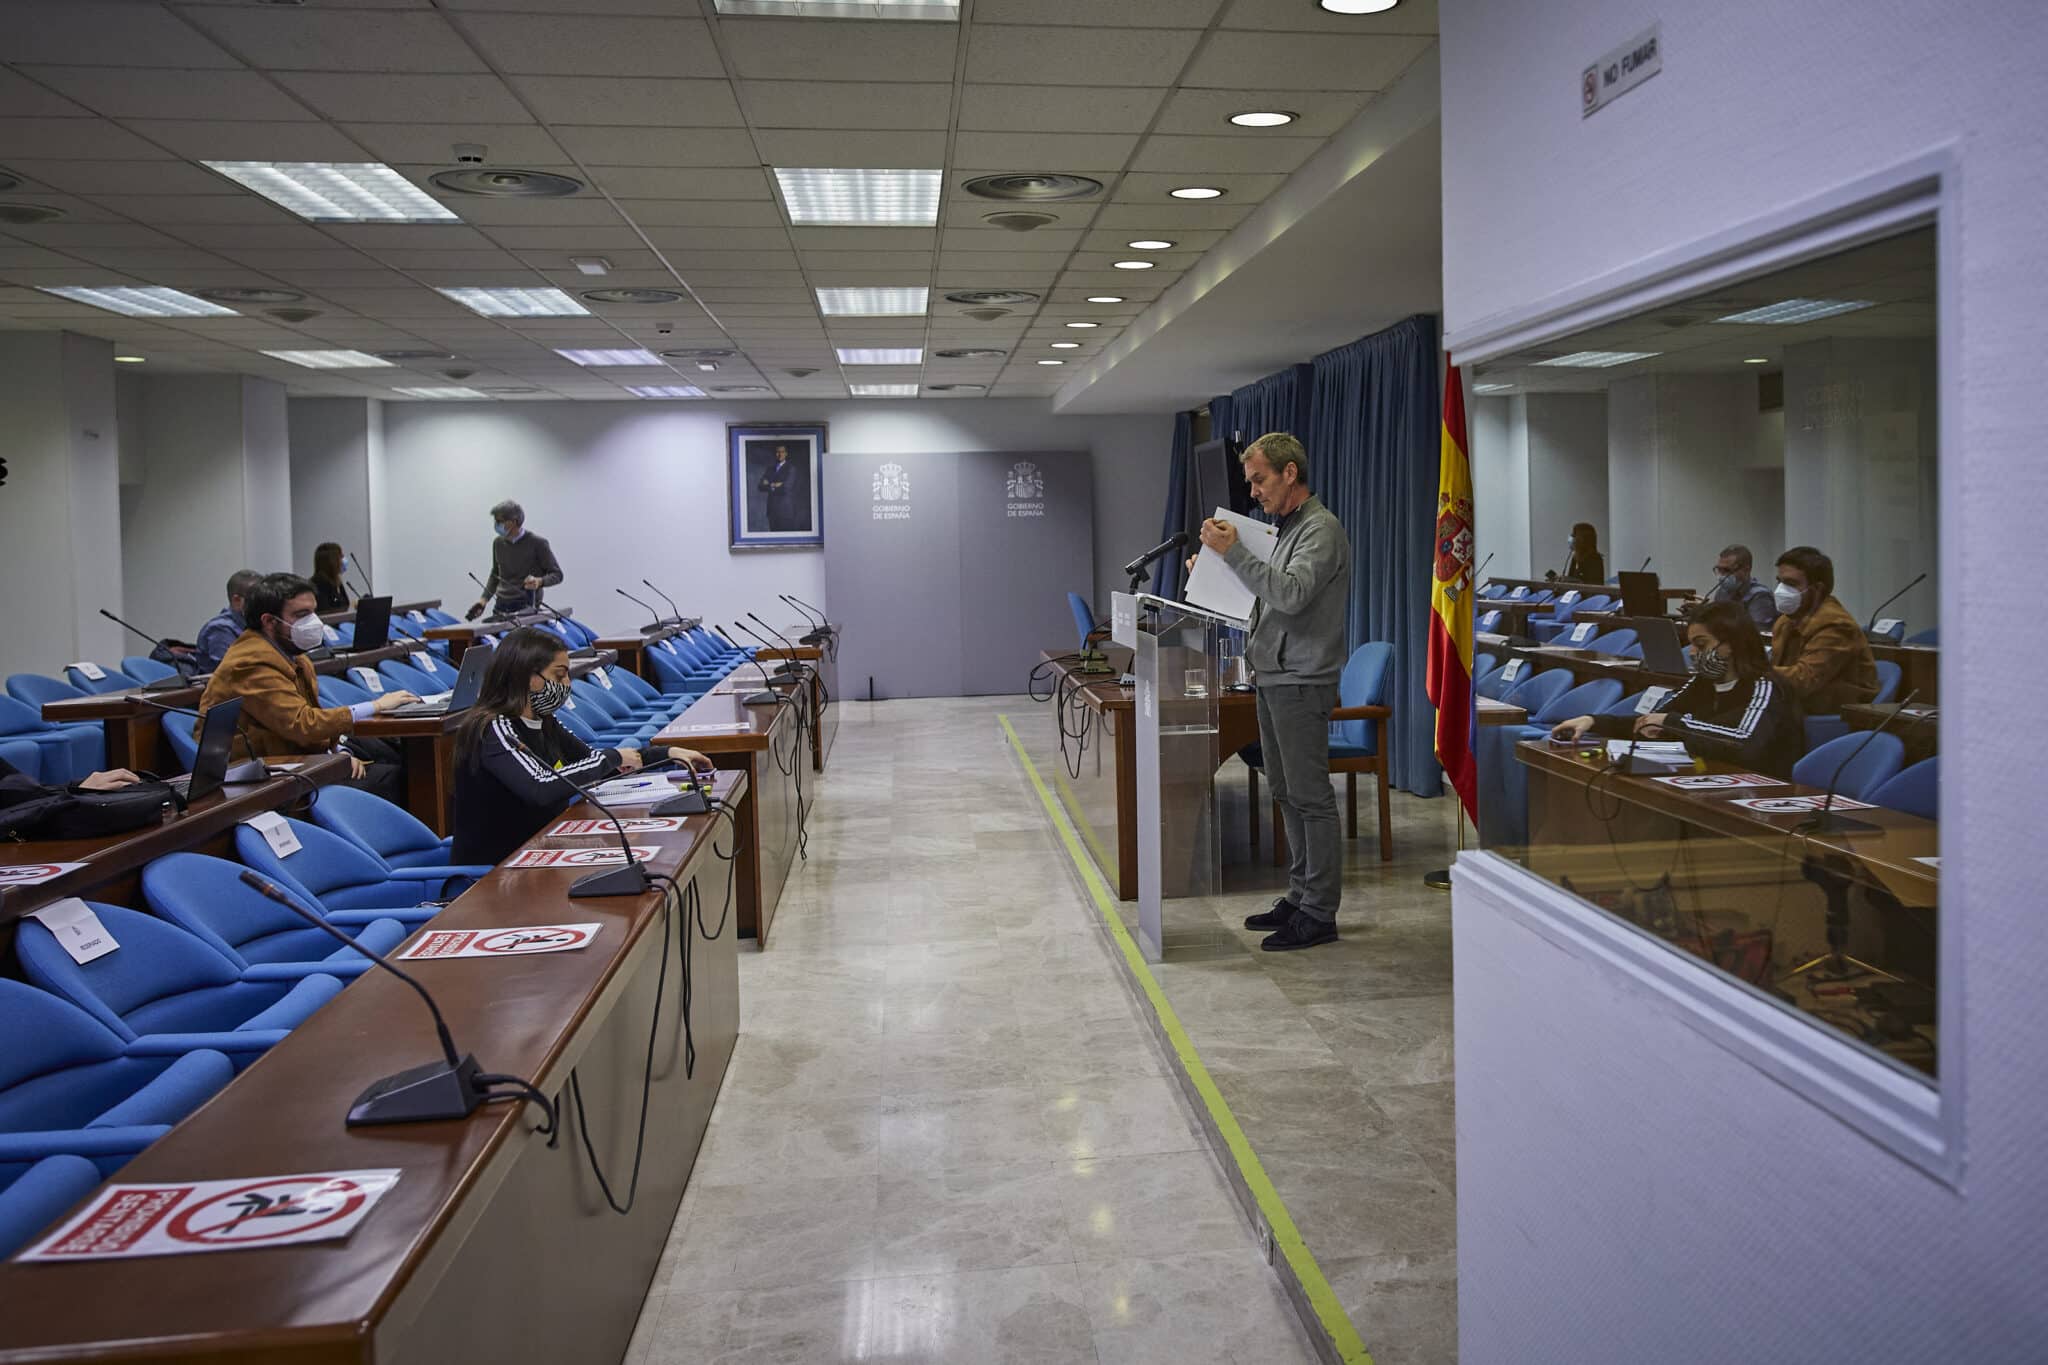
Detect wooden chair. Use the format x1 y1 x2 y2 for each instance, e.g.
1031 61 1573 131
1243 642 1395 863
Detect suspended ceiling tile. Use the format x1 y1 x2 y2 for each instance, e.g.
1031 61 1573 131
787 227 936 252
272 73 529 125
612 200 782 228
87 194 299 225
0 118 172 160
956 84 1167 135
223 249 377 270
551 127 761 168
1090 200 1250 230
664 249 802 270
966 26 1202 86
0 69 92 119
936 250 1074 271
717 19 960 83
4 220 192 249
1182 32 1432 90
438 197 629 228
589 167 771 200
16 67 311 123
1219 0 1439 35
5 160 234 196
120 119 369 163
340 123 572 166
748 129 949 169
738 81 953 132
473 226 651 251
147 223 339 251
951 131 1138 170
177 7 486 73
1129 133 1320 175
508 77 745 129
1149 86 1375 137
975 0 1227 24
794 250 933 271
0 2 241 68
455 13 725 79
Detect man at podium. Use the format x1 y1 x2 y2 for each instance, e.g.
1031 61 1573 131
1197 433 1354 951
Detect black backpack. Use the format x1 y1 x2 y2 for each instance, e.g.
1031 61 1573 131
0 773 176 841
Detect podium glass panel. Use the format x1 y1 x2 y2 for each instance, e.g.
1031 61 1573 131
1133 595 1228 962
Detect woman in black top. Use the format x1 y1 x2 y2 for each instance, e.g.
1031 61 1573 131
310 542 351 614
449 628 712 865
1550 601 1803 778
1565 522 1605 586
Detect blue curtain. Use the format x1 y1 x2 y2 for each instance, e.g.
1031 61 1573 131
1307 314 1442 796
1151 410 1194 597
1227 364 1312 447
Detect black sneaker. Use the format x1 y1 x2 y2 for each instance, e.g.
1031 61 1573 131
1261 910 1338 952
1244 898 1299 930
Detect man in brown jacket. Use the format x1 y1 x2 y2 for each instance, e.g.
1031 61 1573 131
197 572 418 800
1769 546 1880 715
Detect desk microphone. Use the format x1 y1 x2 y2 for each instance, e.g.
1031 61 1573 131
1471 552 1494 587
614 586 666 633
729 620 804 679
1638 557 1654 574
745 613 811 673
779 594 831 641
520 744 655 898
343 551 373 600
1122 531 1188 583
1864 572 1927 633
98 608 198 683
1800 688 1921 836
714 626 787 704
641 579 687 626
782 594 832 631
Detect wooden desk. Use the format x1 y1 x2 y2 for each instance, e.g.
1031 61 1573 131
1486 576 1696 601
1843 703 1940 766
1477 697 1529 727
1871 641 1939 704
40 646 413 775
759 627 838 773
1039 649 1260 901
423 620 513 662
0 772 742 1365
652 692 803 944
594 624 691 684
319 598 442 626
0 756 350 926
1475 599 1549 631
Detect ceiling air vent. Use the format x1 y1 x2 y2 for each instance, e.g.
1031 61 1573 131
962 173 1102 202
784 367 819 378
429 169 583 199
198 287 305 305
926 383 986 392
582 287 683 305
944 290 1039 306
266 307 321 323
933 348 1007 360
981 210 1059 232
662 348 736 360
960 308 1011 323
0 203 63 225
0 171 22 193
712 385 770 393
375 349 455 362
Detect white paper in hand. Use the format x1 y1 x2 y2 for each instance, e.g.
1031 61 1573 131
1183 508 1277 622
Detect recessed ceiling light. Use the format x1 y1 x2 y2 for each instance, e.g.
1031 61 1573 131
439 286 588 317
775 168 941 226
1168 186 1225 200
944 289 1039 306
1229 110 1298 127
195 286 305 305
837 347 922 364
39 285 236 317
1086 295 1125 304
714 0 958 17
203 161 459 223
1742 357 1771 364
394 386 487 399
1112 260 1156 270
262 349 395 370
571 258 610 276
850 383 918 396
113 354 146 364
817 286 929 316
1126 239 1174 250
627 384 707 398
1037 359 1066 366
1533 350 1662 368
1050 342 1081 349
1714 298 1876 324
1472 382 1514 394
556 348 662 366
695 361 719 372
1318 0 1400 12
581 287 682 305
1064 321 1099 329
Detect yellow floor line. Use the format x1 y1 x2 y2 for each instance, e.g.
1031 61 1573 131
1050 765 1116 875
998 714 1374 1365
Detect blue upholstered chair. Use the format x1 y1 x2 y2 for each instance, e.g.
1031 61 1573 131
1792 732 1906 803
232 818 449 918
3 676 107 774
1583 629 1639 657
0 736 43 779
63 664 134 696
0 1154 103 1259
376 660 441 696
142 852 411 970
1906 627 1938 646
121 656 177 684
0 696 100 783
1242 643 1397 862
1870 756 1937 819
307 786 477 874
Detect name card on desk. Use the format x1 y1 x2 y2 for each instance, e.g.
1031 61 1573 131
323 625 342 645
592 667 613 690
68 661 106 680
671 721 752 734
1652 772 1786 790
241 810 302 858
1570 622 1598 643
1500 659 1526 683
1634 686 1672 715
18 1169 401 1262
349 667 384 694
549 816 681 836
407 610 428 623
1873 617 1902 636
1730 794 1875 815
1510 586 1528 599
27 898 118 964
410 652 436 674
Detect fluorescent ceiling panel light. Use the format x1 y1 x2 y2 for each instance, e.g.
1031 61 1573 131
850 383 918 396
203 161 458 223
836 347 922 364
39 285 236 317
571 257 610 276
627 385 708 398
262 349 395 370
714 0 957 17
1229 111 1297 127
775 168 940 226
1319 0 1400 12
394 386 487 399
556 348 663 366
439 286 588 317
1532 350 1661 368
1064 321 1099 329
816 286 929 316
1742 357 1770 364
113 355 146 364
1036 359 1065 366
1472 382 1514 394
1086 295 1124 303
1126 239 1174 250
1713 298 1877 325
1168 186 1224 199
1049 342 1081 349
1112 260 1156 270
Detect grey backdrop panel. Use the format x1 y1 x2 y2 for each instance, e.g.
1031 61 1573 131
955 451 1096 696
821 450 1093 700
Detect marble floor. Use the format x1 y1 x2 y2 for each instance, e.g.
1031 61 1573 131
628 696 1324 1365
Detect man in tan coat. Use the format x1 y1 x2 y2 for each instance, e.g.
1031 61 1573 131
197 572 418 799
1769 546 1880 715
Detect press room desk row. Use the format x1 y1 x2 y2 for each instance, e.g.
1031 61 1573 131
1484 576 1697 601
598 622 841 775
0 770 746 1365
317 597 442 626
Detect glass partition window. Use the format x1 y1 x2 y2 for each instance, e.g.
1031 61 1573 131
1469 226 1940 1079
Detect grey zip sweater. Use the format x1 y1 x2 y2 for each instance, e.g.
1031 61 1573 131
1222 493 1352 686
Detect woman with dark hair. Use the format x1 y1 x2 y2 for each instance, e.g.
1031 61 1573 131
1565 522 1605 585
450 627 712 865
310 542 350 614
1549 600 1802 777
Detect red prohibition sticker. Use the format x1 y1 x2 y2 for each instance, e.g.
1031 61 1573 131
17 1170 401 1262
0 862 87 886
395 923 603 961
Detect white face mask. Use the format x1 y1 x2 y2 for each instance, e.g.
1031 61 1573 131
1772 582 1804 616
287 612 329 652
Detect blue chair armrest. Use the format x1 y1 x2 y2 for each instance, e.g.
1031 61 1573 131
0 1127 171 1164
380 864 494 881
235 974 344 1031
90 1049 237 1127
242 959 361 981
325 905 440 926
124 1031 280 1065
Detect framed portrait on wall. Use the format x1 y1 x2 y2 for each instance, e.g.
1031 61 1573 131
728 422 826 551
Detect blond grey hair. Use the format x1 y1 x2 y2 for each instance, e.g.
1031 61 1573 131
1241 431 1309 485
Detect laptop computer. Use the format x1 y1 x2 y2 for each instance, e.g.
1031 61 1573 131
348 595 393 652
171 698 265 802
1631 616 1691 675
386 641 490 717
1616 570 1664 617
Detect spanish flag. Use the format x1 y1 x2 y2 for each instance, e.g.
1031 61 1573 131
1426 359 1478 821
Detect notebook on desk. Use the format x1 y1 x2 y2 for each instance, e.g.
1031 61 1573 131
169 698 260 803
1616 571 1663 617
348 595 392 652
1631 617 1690 674
386 644 488 717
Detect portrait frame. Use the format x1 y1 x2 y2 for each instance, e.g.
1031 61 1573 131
728 422 827 551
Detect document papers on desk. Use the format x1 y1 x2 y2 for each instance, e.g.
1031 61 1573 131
1182 508 1277 622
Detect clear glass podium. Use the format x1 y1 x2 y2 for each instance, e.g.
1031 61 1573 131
1117 593 1239 961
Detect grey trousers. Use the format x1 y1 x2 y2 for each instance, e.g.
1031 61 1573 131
1256 683 1342 922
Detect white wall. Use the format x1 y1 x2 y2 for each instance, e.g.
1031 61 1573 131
1525 393 1607 578
1443 0 2048 1360
371 398 1171 639
1468 394 1529 580
289 398 377 591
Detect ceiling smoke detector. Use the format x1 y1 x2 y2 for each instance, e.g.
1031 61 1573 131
980 210 1059 232
960 308 1012 323
962 173 1103 203
429 168 583 199
944 290 1039 306
933 348 1007 360
581 287 683 305
662 348 735 359
0 203 63 225
197 286 306 305
266 307 321 323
